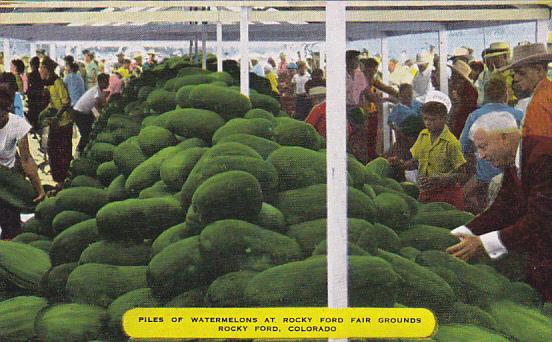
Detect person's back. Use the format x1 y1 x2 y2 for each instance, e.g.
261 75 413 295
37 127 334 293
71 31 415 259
64 63 86 107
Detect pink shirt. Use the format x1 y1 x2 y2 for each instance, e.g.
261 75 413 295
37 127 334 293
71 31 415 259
346 68 367 106
20 73 28 94
108 74 123 96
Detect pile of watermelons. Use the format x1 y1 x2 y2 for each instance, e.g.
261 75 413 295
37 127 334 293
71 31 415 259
0 55 551 342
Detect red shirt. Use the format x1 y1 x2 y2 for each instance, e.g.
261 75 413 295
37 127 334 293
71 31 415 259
305 101 352 139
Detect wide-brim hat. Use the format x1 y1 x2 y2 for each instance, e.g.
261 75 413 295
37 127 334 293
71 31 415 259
416 51 433 65
146 49 156 55
500 43 552 71
447 60 473 83
484 42 510 58
448 47 470 60
116 52 125 57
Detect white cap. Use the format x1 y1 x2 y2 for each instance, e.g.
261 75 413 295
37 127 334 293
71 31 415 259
424 90 452 113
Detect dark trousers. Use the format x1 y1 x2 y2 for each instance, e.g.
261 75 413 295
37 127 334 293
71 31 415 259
0 199 21 240
73 110 95 153
48 124 73 183
294 94 311 121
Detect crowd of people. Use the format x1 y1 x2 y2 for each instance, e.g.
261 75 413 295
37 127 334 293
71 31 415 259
0 49 159 240
0 41 551 301
257 41 552 301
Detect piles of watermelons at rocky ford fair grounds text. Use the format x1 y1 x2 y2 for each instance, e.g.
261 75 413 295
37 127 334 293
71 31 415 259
0 56 551 342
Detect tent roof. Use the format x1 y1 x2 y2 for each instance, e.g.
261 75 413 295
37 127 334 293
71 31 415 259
0 1 550 42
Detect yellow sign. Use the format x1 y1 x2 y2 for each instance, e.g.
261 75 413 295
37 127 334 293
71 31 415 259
123 307 436 339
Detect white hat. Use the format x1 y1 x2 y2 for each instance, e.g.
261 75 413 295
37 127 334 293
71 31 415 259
146 49 156 55
416 51 433 65
264 64 273 73
424 90 452 113
449 47 470 59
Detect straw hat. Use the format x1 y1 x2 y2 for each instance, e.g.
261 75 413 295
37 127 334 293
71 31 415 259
448 47 470 60
483 42 510 58
500 43 552 71
447 60 473 83
146 49 156 55
425 90 452 113
416 51 433 65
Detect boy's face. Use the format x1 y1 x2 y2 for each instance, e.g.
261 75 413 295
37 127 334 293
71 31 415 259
422 110 447 135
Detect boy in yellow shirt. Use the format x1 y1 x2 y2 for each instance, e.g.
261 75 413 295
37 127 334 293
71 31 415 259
408 91 468 210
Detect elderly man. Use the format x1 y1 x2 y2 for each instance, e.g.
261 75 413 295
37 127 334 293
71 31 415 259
459 76 523 213
449 43 552 302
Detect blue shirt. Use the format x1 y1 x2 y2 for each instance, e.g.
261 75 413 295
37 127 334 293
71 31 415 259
459 103 523 182
64 72 86 107
388 100 423 127
13 92 24 117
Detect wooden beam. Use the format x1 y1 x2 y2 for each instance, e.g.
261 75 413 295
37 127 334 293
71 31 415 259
1 9 549 25
1 1 551 9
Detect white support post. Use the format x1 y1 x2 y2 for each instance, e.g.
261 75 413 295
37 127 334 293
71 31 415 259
3 39 10 67
326 1 348 331
49 43 56 62
30 43 37 57
65 45 72 57
216 9 223 72
240 6 250 97
319 43 326 74
536 20 548 45
201 27 207 70
194 35 199 65
381 36 391 153
438 28 448 96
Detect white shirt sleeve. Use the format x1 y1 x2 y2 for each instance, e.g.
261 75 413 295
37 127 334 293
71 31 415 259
479 231 508 259
450 225 475 238
451 225 508 259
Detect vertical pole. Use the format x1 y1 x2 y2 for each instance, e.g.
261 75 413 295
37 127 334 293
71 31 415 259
194 35 199 65
240 6 250 97
438 28 448 96
189 40 194 62
381 36 391 153
30 42 37 58
535 20 548 45
201 27 207 70
381 37 390 84
217 9 223 72
3 39 10 68
49 43 56 62
319 43 326 74
326 2 348 335
65 45 72 57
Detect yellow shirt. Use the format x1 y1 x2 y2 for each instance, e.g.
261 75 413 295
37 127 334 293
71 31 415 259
266 72 279 93
410 125 466 177
117 67 130 79
46 78 72 127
